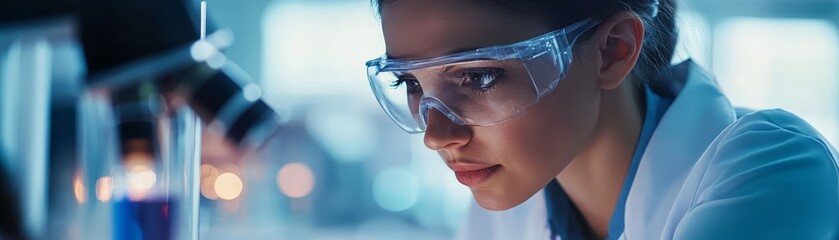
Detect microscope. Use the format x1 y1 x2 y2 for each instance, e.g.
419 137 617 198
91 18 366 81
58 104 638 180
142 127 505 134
0 0 282 239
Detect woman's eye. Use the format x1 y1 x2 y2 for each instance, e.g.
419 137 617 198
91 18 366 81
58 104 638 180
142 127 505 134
460 68 503 91
390 78 422 94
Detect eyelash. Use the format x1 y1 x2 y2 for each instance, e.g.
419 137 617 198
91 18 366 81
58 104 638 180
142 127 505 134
390 77 422 94
389 68 504 95
459 68 504 94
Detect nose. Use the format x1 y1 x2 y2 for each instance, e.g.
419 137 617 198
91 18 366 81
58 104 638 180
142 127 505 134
423 107 472 151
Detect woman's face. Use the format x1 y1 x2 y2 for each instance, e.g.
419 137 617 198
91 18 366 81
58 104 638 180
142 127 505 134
381 0 603 210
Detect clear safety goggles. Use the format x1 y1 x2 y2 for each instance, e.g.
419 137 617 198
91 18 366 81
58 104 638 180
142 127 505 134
365 18 600 133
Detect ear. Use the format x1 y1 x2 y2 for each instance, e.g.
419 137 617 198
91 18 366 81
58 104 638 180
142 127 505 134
591 12 645 90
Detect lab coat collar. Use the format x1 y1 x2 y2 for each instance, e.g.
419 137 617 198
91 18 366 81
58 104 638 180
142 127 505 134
622 60 737 239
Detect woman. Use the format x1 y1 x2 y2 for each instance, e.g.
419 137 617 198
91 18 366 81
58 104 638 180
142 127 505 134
363 0 839 239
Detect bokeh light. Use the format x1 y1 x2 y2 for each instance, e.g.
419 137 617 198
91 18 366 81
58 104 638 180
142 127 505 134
215 172 243 200
201 164 221 200
95 176 113 202
201 179 219 200
126 164 157 200
277 162 315 198
373 167 420 212
73 174 86 203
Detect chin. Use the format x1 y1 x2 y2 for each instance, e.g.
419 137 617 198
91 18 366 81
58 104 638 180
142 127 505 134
471 189 530 211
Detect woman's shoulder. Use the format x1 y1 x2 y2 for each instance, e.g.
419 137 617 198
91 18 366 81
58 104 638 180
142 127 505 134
671 108 839 239
698 108 839 198
707 108 838 177
728 108 836 147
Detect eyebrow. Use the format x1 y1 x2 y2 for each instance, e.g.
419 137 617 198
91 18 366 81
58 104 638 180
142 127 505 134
385 46 481 60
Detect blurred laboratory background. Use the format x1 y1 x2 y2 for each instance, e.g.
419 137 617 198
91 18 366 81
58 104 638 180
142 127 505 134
0 0 838 239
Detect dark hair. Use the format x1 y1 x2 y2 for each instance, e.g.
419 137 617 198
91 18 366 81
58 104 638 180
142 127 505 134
374 0 679 90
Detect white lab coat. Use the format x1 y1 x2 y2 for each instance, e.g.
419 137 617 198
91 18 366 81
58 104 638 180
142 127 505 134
456 61 839 240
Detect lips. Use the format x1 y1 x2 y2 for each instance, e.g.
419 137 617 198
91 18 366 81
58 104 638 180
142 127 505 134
450 163 501 187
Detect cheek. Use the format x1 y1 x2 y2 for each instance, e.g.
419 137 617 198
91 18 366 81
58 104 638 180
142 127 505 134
516 78 600 178
531 73 602 162
468 73 601 210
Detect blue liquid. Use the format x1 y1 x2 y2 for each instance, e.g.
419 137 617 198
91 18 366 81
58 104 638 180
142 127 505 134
114 199 177 240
